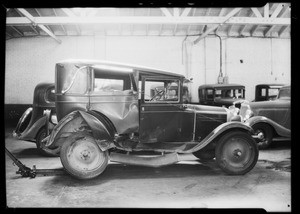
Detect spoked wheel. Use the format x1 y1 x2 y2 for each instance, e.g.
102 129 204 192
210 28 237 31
215 131 258 175
60 133 108 179
252 123 273 149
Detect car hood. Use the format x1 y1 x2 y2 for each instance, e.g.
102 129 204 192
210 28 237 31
249 99 290 108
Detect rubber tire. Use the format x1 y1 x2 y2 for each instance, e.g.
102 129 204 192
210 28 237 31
252 123 273 150
36 128 58 157
215 131 258 175
60 133 108 180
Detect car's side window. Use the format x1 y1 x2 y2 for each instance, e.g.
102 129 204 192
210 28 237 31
206 89 214 100
94 78 124 92
144 79 180 103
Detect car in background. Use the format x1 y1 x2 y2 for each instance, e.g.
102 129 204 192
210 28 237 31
43 59 259 179
240 85 290 149
254 84 284 102
12 83 57 155
198 84 245 107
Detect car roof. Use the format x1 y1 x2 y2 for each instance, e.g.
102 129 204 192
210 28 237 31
198 83 245 89
57 59 185 79
256 83 285 88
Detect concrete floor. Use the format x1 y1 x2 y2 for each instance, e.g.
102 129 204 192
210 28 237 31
5 127 291 211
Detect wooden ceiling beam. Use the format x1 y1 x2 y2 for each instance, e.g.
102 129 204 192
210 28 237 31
7 16 291 25
15 8 61 43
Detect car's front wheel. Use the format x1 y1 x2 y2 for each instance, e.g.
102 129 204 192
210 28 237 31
252 123 273 149
215 131 258 175
60 133 108 180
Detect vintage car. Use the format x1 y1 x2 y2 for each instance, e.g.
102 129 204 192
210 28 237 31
254 84 284 102
198 84 245 107
12 83 57 155
239 85 290 149
43 59 260 179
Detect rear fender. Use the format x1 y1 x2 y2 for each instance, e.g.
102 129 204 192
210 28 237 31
189 121 254 153
245 116 291 138
46 110 114 151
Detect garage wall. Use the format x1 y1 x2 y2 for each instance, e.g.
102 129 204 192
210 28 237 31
5 35 290 104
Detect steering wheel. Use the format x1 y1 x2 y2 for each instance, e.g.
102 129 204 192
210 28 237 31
150 88 164 101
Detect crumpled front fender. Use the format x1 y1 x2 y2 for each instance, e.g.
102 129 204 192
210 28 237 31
187 121 254 153
46 110 114 151
245 116 291 138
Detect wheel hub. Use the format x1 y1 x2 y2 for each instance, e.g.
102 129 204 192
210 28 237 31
233 149 242 158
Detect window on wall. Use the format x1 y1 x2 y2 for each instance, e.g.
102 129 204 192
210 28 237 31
144 79 180 103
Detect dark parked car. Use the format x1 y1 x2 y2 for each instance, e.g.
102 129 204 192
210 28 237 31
254 84 284 102
44 59 259 179
198 84 245 107
240 85 290 149
12 83 57 155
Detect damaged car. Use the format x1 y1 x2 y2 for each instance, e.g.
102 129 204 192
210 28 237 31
44 59 260 179
12 83 57 155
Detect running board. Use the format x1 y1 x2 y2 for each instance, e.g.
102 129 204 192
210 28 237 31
272 137 290 142
109 152 191 167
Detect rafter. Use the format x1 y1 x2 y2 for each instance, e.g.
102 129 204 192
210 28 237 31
264 3 269 18
181 8 191 17
174 8 180 17
279 4 290 18
53 8 66 35
193 8 242 44
271 4 284 18
251 8 262 18
10 26 23 36
14 8 39 35
187 8 196 35
61 8 81 35
15 8 61 43
227 10 242 36
160 8 172 17
278 25 289 37
35 8 55 35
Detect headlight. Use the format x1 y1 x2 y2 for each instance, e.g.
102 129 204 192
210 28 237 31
239 104 253 121
226 106 240 122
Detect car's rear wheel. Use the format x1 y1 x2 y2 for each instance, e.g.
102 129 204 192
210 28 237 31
60 133 108 180
215 131 258 175
252 123 273 149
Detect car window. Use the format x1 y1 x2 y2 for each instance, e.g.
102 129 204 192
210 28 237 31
144 79 180 103
94 78 124 92
278 88 290 99
206 89 214 100
269 88 280 97
261 88 266 96
215 90 222 98
62 67 89 94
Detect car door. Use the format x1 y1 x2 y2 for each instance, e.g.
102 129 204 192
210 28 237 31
139 76 190 143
